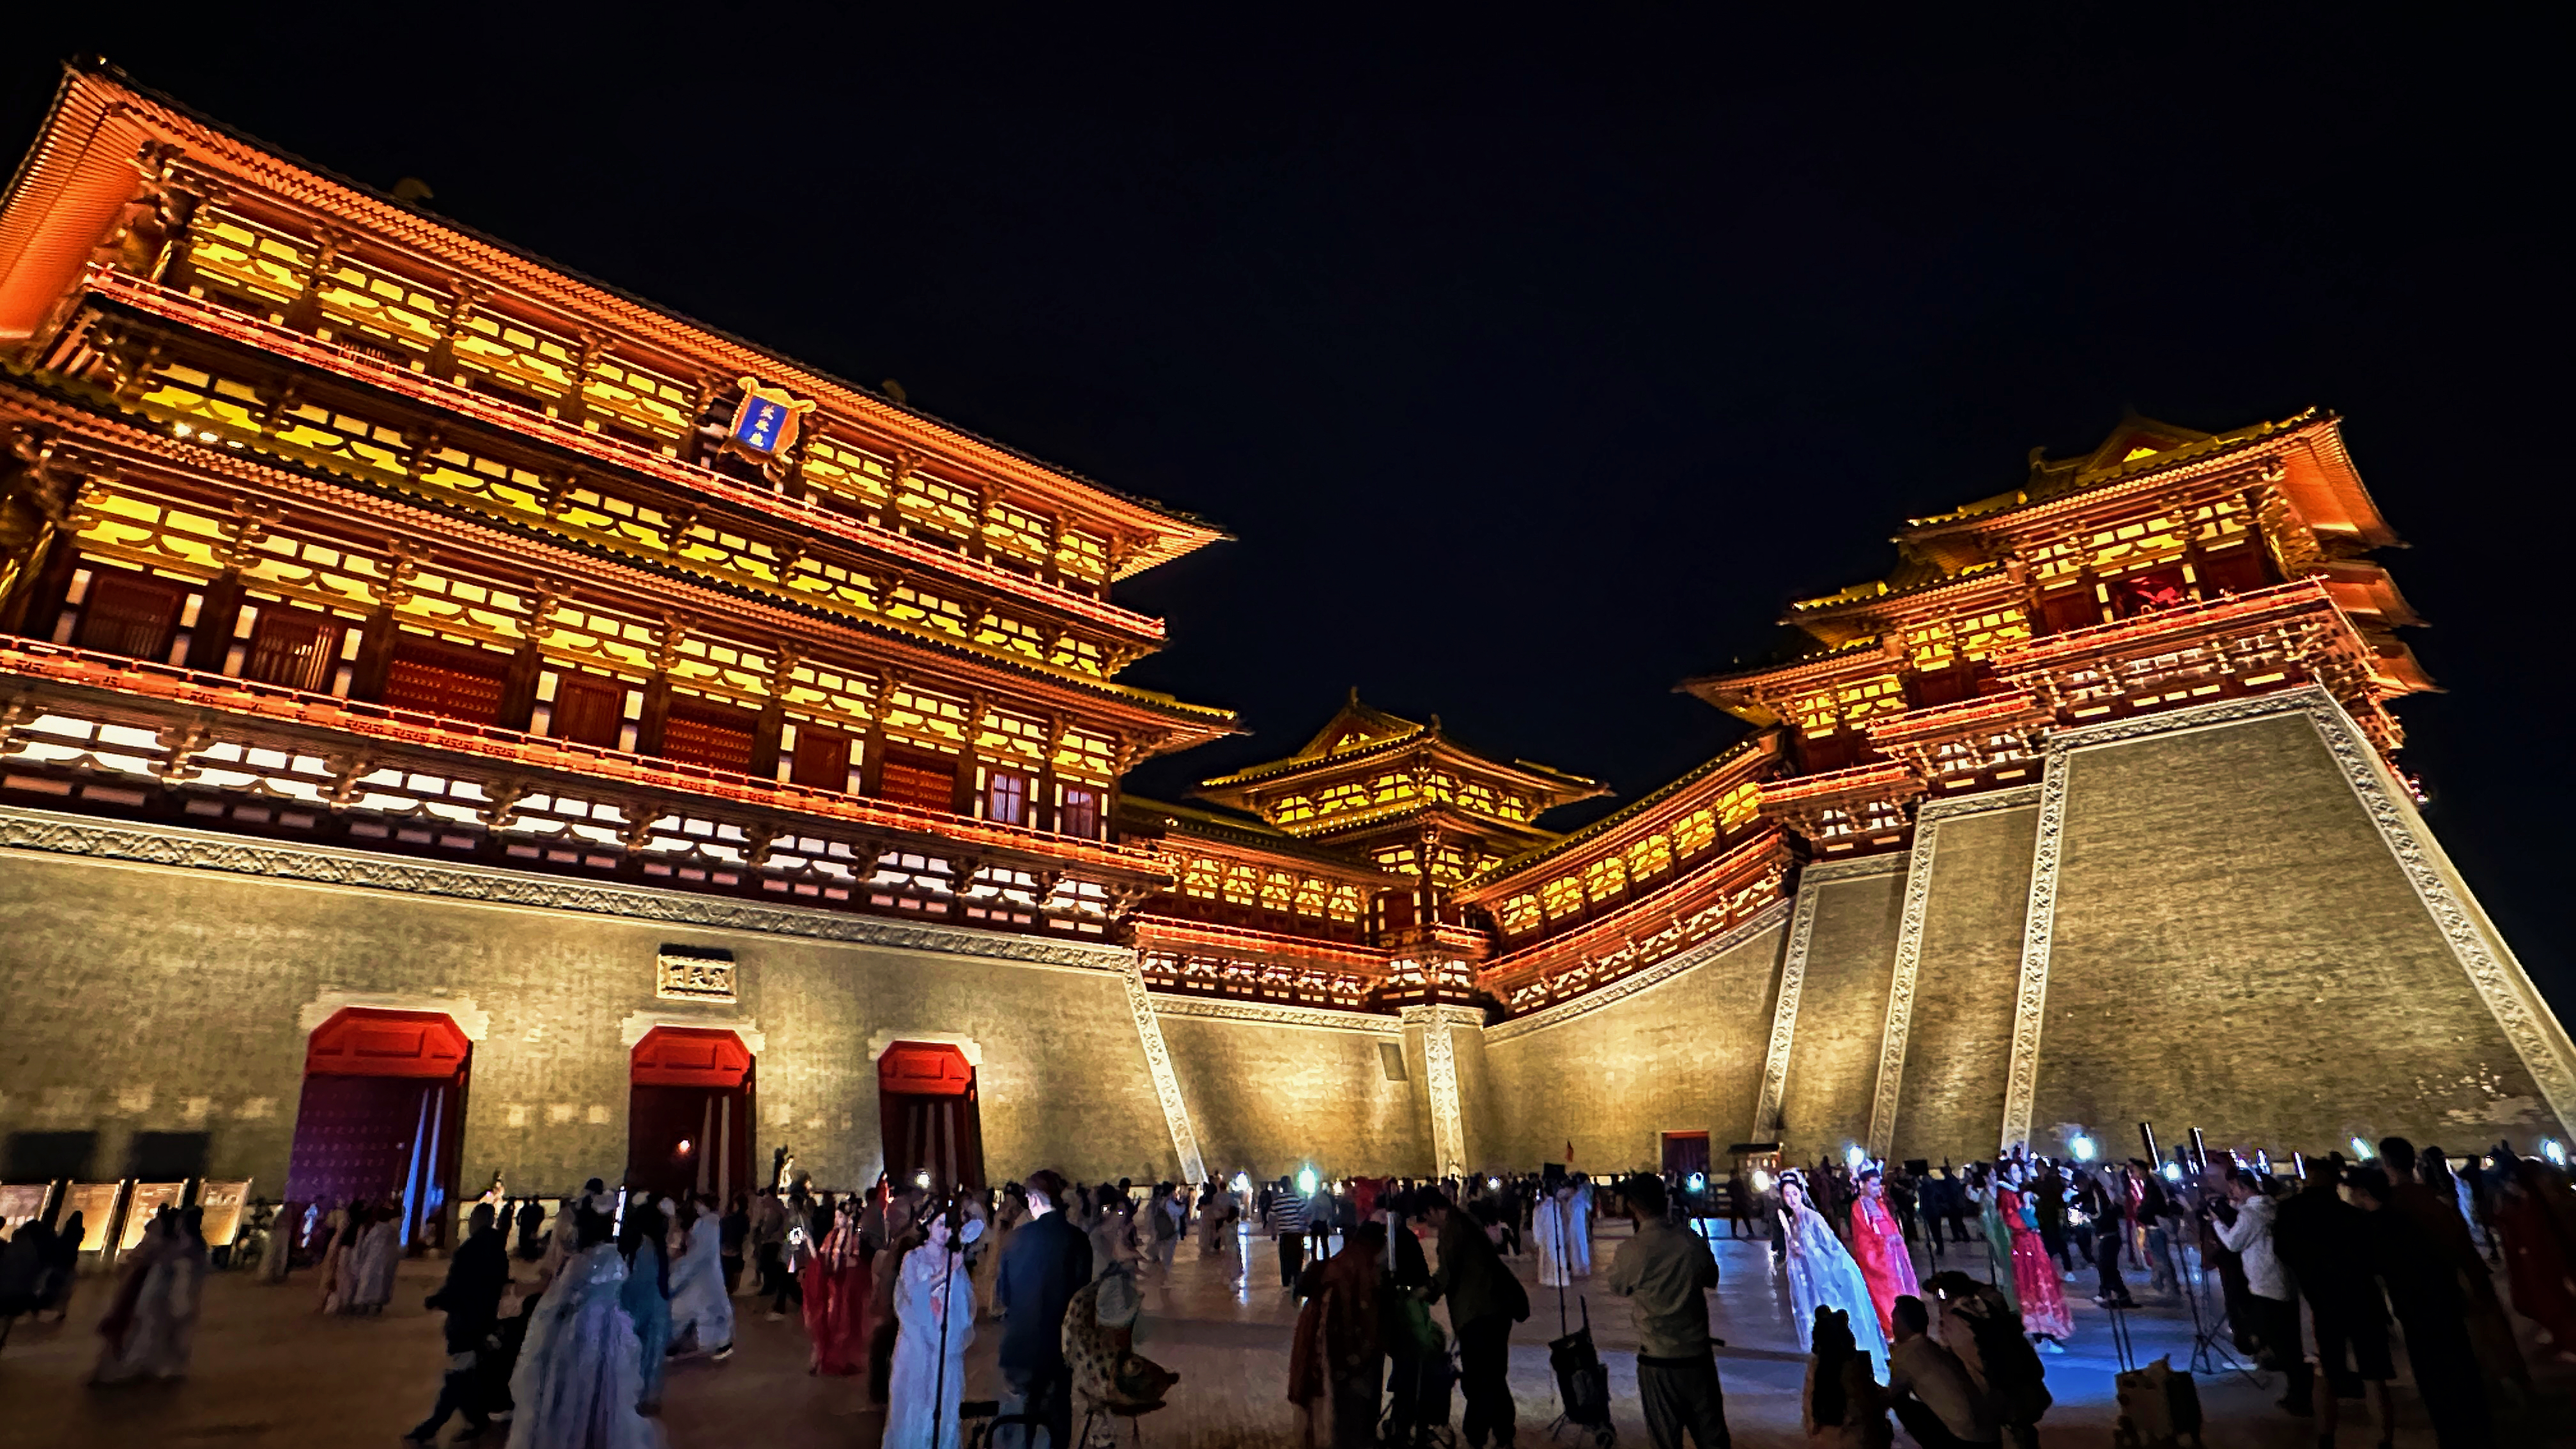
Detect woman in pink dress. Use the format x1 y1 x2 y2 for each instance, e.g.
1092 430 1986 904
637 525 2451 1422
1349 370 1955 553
1846 1168 1918 1342
1996 1163 2072 1347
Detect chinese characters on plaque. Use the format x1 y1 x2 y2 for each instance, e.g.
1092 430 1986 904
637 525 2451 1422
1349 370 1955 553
65 1181 125 1250
656 951 737 1003
722 377 815 467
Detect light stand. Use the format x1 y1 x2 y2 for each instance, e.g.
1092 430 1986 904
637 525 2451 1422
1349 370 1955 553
2180 1217 2259 1386
929 1195 964 1449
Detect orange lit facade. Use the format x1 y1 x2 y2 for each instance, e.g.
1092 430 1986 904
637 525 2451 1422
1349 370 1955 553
0 64 1235 942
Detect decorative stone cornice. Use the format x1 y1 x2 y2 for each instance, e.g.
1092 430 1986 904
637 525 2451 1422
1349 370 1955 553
1489 899 1793 1046
0 802 1134 972
1917 783 2044 821
1151 994 1405 1035
1798 852 1909 884
1400 1004 1479 1176
1748 890 1822 1138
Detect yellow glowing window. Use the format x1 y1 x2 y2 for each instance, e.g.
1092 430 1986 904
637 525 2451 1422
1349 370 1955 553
897 473 978 541
1292 878 1329 917
1370 774 1415 805
984 501 1053 565
1624 835 1674 881
1499 894 1543 934
1582 856 1628 904
1714 784 1759 832
1327 884 1364 923
1313 782 1370 816
1539 876 1585 919
886 584 973 635
1181 856 1223 899
1260 871 1295 912
1672 809 1718 855
1375 846 1420 877
1273 794 1316 824
1056 527 1109 584
1837 676 1906 727
1222 863 1260 906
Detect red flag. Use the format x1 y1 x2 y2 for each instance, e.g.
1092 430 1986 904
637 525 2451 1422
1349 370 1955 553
1565 1140 1575 1165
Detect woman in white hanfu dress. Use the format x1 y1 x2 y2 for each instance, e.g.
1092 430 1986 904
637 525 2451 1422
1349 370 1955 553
1532 1183 1577 1289
1568 1175 1594 1277
344 1202 403 1313
665 1200 734 1357
509 1209 658 1449
883 1209 978 1449
92 1208 210 1383
1778 1172 1890 1372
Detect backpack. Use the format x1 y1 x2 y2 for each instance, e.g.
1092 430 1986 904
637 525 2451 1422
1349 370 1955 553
1965 1303 2054 1424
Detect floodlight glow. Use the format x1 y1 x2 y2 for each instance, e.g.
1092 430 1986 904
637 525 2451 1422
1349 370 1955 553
677 1138 692 1155
1845 1145 1866 1171
2548 1139 2568 1168
914 1170 931 1190
1687 1172 1706 1191
2071 1134 2096 1162
2161 1163 2182 1182
1297 1167 1319 1196
1750 1169 1775 1193
1488 1177 1500 1190
2350 1137 2372 1161
1230 1172 1251 1194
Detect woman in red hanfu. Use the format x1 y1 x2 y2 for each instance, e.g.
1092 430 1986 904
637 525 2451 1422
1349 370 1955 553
1846 1167 1919 1341
1996 1163 2073 1348
803 1198 872 1375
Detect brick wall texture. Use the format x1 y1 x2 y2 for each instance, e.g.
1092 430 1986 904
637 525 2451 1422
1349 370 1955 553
1157 1013 1428 1181
1479 924 1786 1173
1777 870 1904 1163
1890 806 2038 1164
2033 712 2557 1154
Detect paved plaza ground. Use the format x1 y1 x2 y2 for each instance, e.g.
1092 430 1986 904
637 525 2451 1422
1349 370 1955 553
5 1218 2572 1446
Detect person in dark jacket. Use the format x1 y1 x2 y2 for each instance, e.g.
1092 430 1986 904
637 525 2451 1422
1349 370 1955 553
1380 1192 1442 1448
994 1169 1095 1449
513 1197 546 1261
2274 1158 2395 1441
405 1204 511 1443
1427 1192 1529 1448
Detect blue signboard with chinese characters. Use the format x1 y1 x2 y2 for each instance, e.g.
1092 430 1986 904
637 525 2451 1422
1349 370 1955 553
734 394 790 454
722 376 817 465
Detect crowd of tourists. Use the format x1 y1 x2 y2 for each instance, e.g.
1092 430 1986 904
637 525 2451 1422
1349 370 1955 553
4 1130 2575 1448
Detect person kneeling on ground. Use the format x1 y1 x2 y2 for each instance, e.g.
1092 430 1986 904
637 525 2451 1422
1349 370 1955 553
1886 1294 1996 1447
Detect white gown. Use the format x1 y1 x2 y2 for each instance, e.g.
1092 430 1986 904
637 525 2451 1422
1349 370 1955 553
1533 1197 1575 1288
883 1243 977 1449
508 1243 659 1449
1782 1202 1890 1372
1568 1186 1593 1276
666 1214 734 1352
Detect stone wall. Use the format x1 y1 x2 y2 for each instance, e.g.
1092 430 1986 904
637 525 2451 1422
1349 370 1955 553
2032 706 2566 1154
1480 918 1787 1173
1774 865 1904 1163
1154 1007 1428 1181
1890 802 2038 1164
0 841 1176 1197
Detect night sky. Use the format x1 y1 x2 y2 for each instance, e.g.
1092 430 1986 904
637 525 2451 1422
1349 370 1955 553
8 17 2568 1007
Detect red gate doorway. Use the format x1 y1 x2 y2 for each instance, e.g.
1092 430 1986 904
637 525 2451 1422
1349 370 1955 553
877 1042 983 1192
1661 1131 1711 1181
628 1027 755 1204
284 1008 471 1254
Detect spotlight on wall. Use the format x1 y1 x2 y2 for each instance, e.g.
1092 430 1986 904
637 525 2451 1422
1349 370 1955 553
2070 1134 2096 1163
677 1138 693 1155
2349 1136 2373 1162
2547 1140 2568 1168
914 1170 931 1190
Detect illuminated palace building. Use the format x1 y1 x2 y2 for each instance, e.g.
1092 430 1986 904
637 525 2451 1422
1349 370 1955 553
1 66 2567 1240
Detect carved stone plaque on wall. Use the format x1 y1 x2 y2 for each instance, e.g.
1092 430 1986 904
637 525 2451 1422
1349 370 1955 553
656 947 737 1003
